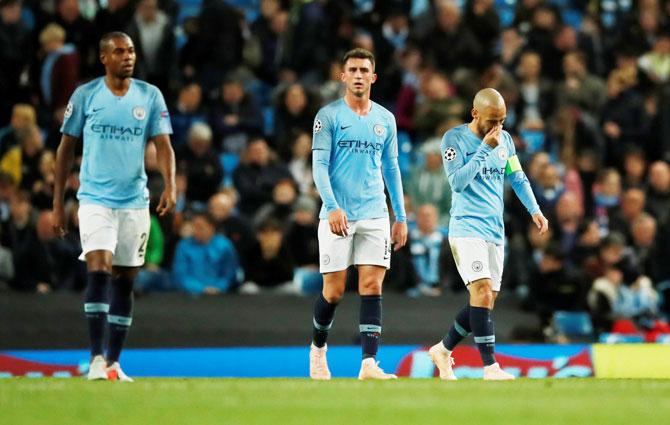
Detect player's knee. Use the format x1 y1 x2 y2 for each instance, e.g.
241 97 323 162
470 282 494 306
322 289 344 304
359 279 382 295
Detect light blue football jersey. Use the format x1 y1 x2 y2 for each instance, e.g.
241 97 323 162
441 124 539 244
312 99 406 223
61 77 172 209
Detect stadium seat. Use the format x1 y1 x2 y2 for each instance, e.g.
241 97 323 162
553 311 594 338
598 333 645 344
219 152 240 187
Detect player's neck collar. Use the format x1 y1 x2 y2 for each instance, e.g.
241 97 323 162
104 76 133 97
343 96 372 116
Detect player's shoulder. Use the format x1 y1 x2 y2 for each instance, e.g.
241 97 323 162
72 77 104 99
132 79 162 97
501 129 515 148
371 101 395 123
316 98 344 118
441 124 469 149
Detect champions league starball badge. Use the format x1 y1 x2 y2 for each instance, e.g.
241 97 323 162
444 147 457 161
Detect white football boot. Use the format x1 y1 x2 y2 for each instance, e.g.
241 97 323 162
358 358 397 380
483 362 515 380
87 355 108 381
106 362 134 382
428 342 457 380
309 343 331 380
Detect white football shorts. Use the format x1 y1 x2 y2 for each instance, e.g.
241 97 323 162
448 237 504 291
318 217 391 273
78 204 150 267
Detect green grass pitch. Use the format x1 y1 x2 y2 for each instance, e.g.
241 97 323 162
2 378 670 425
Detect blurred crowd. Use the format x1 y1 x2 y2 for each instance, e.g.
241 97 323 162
1 0 670 339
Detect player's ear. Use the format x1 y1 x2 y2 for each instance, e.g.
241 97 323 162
371 73 377 84
471 108 478 120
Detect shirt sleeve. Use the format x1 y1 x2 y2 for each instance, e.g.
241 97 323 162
441 131 493 192
60 87 86 137
504 134 541 215
381 114 406 223
311 110 339 212
148 87 173 137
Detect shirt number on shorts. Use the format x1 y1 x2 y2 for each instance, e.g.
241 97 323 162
138 232 148 258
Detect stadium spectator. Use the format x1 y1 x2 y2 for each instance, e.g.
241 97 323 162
0 103 36 159
94 0 137 42
422 0 483 75
552 191 583 254
529 242 588 327
601 68 648 168
407 203 448 297
170 83 206 149
233 137 292 216
125 0 176 96
413 72 466 140
515 51 554 133
555 51 607 117
177 122 223 207
50 0 97 78
209 76 263 154
463 0 501 67
609 188 647 242
172 212 239 295
0 125 48 192
593 168 623 234
240 218 295 293
191 0 243 93
251 0 289 85
645 160 670 225
405 138 451 226
36 210 85 290
534 162 564 212
273 83 317 153
30 150 56 210
254 178 297 227
284 195 319 269
622 148 648 189
37 23 80 128
207 190 255 268
287 131 314 195
1 191 51 292
0 0 32 125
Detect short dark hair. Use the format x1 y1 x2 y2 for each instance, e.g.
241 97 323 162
99 31 131 53
342 48 375 68
191 211 215 226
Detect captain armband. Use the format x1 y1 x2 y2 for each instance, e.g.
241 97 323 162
505 155 522 175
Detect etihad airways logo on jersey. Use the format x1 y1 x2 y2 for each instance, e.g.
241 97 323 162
481 167 505 180
91 124 144 141
338 140 382 154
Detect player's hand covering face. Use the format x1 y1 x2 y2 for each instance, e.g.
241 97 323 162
101 36 136 79
341 58 377 98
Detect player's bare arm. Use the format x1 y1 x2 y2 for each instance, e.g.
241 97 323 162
153 134 177 216
52 134 78 237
